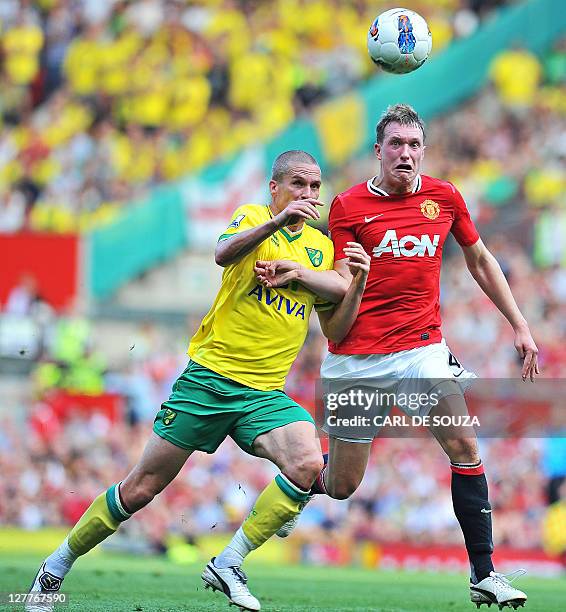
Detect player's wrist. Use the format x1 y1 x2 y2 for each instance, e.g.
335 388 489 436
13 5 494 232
269 216 284 232
512 318 529 333
352 270 368 286
294 266 307 282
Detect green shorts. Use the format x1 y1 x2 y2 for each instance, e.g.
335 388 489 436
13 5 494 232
153 360 314 454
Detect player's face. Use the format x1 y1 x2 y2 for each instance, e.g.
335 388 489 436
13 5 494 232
269 163 321 209
375 123 424 192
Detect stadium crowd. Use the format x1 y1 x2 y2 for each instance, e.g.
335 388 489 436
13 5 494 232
0 392 564 557
0 0 525 233
1 0 565 565
0 296 565 559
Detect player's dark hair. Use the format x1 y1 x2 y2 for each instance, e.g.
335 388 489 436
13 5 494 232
375 104 425 144
271 150 319 182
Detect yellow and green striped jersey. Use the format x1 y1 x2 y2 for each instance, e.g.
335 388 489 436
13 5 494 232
188 203 334 391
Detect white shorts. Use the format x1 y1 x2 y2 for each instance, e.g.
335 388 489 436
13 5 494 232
320 339 476 442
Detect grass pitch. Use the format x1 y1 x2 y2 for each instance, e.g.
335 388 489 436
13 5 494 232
2 553 565 611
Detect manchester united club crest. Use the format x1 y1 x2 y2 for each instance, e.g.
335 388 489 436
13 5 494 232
420 199 440 220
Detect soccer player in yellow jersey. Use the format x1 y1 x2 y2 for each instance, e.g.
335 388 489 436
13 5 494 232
27 150 370 612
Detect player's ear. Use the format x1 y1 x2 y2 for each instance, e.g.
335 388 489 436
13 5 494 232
269 179 278 198
374 142 381 160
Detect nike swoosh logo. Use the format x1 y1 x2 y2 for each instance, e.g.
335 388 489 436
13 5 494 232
480 508 492 514
365 214 384 223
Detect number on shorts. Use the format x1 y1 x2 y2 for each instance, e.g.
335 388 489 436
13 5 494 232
448 352 462 369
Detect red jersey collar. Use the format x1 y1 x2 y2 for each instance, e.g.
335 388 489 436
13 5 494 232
366 174 422 197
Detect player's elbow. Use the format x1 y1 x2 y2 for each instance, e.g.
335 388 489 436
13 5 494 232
321 323 347 345
466 251 495 280
329 331 347 345
333 281 349 303
318 309 350 344
215 253 227 267
463 240 493 275
214 246 232 267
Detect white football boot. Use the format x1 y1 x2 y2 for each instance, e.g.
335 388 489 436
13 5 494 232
202 558 260 611
26 561 64 612
275 494 314 537
470 570 527 609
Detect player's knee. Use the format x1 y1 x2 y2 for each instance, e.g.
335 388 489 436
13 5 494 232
327 477 359 500
121 473 167 511
444 437 479 464
284 454 324 490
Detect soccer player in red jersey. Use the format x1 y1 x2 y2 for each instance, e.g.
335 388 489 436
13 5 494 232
256 104 538 609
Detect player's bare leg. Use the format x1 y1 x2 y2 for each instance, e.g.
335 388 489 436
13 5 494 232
27 434 192 612
429 392 527 609
120 433 194 510
277 434 372 540
318 436 371 499
276 429 372 539
252 421 324 490
205 421 323 611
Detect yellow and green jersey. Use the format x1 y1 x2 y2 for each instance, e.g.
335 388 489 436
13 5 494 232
188 203 334 391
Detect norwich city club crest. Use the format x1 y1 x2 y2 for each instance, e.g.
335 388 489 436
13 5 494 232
305 247 323 267
420 199 440 220
163 408 177 426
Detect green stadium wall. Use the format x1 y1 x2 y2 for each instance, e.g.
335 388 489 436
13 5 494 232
87 0 566 300
88 184 186 299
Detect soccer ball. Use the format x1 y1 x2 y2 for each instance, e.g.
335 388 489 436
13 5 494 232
367 8 432 74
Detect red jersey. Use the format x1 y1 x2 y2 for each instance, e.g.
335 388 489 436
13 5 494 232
328 174 479 355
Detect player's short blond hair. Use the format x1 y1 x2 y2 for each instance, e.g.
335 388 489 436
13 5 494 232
271 150 319 182
376 104 425 144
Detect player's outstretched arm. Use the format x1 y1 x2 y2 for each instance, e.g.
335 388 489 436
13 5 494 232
462 238 539 381
317 243 371 344
215 199 322 267
255 260 348 303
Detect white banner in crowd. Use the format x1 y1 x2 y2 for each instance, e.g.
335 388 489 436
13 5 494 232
180 148 268 251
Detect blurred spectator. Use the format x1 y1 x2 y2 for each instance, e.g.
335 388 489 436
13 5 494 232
489 46 542 110
542 438 566 505
5 274 45 316
543 37 566 85
0 274 53 360
542 479 566 564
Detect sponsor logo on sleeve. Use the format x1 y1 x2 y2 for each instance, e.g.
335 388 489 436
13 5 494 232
228 214 246 229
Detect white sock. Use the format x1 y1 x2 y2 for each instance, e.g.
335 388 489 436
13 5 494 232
44 537 78 578
214 527 256 568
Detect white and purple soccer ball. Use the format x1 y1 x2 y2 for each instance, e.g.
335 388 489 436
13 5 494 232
367 8 432 74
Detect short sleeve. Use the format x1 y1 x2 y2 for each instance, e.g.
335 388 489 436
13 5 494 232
328 195 356 259
449 184 480 247
218 205 257 242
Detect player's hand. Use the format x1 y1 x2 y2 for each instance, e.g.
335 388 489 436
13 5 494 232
255 260 301 288
514 326 539 382
343 242 371 280
273 199 323 227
